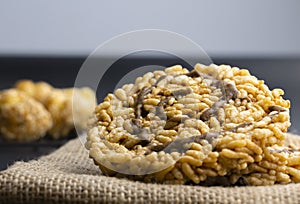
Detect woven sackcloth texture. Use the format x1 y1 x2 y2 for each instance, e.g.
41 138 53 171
1 133 300 204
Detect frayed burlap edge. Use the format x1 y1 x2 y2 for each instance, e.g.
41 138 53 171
1 133 300 204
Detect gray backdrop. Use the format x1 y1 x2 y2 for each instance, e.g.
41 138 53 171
0 0 299 57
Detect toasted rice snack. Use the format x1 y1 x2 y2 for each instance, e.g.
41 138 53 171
15 80 54 103
44 89 73 139
15 80 96 139
0 89 53 141
45 88 96 139
86 64 299 186
68 88 97 131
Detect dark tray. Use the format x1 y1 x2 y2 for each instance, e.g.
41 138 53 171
0 132 77 171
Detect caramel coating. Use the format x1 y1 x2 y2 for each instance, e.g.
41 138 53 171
0 89 53 141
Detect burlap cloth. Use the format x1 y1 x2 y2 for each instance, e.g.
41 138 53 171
1 133 300 204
